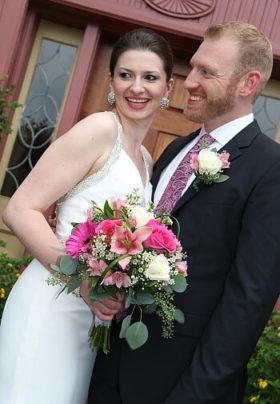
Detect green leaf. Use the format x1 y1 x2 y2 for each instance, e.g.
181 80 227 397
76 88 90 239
174 308 185 324
59 255 77 275
172 275 187 293
50 264 60 272
67 274 81 293
125 290 132 309
125 321 148 350
103 200 114 218
52 247 65 253
90 290 111 301
119 315 132 338
130 292 154 305
214 174 229 183
143 303 157 314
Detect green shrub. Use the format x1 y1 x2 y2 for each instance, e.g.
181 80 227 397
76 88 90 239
0 240 32 321
245 310 280 403
0 75 21 140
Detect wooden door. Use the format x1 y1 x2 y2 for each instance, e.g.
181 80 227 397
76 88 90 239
81 37 201 162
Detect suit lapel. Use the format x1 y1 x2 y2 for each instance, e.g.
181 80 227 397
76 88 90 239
170 120 261 214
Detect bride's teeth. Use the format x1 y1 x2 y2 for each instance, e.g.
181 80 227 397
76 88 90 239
190 96 201 101
127 98 148 103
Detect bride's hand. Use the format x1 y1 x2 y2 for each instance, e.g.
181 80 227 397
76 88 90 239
80 280 125 321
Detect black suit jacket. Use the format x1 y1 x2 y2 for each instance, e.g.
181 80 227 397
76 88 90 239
90 121 280 404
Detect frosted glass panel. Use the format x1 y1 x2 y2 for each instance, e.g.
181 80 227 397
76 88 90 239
253 96 280 140
1 39 77 197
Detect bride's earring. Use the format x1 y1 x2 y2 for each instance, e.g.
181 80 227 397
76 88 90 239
160 96 169 110
107 91 116 106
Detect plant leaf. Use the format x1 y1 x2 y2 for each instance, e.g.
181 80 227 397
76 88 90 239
119 315 132 338
103 200 114 218
130 292 154 305
59 255 77 275
172 275 187 293
125 321 148 350
67 274 81 293
50 264 60 272
174 308 185 324
215 174 229 183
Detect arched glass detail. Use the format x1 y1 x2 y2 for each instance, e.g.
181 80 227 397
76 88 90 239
253 95 280 140
1 39 77 197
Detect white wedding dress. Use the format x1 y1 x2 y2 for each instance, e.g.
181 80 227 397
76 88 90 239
0 112 152 404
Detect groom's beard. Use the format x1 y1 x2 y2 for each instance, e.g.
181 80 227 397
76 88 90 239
183 76 239 124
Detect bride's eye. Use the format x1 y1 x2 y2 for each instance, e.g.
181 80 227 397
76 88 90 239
119 72 132 79
145 74 158 82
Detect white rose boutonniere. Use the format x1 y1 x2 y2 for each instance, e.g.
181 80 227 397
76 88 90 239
190 148 230 190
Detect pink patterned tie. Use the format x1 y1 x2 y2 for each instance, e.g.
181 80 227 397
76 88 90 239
155 133 215 214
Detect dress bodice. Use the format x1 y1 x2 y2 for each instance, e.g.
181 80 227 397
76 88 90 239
55 112 152 242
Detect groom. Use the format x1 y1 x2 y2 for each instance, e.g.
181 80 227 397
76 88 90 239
89 21 280 403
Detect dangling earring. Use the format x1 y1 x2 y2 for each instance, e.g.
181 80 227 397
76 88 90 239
160 96 169 110
107 91 116 106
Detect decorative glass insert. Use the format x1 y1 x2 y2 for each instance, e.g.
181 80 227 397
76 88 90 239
253 95 280 140
1 39 77 197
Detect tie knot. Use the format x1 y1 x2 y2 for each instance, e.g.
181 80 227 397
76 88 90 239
198 133 215 150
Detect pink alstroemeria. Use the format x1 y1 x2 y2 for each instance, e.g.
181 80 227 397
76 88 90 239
111 225 152 255
118 256 131 270
218 151 230 169
101 271 131 288
87 256 107 276
190 153 199 171
176 261 188 276
65 221 96 259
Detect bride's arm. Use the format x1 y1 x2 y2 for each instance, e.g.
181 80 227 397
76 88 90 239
2 112 116 270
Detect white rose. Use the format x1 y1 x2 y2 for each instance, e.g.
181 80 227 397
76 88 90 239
130 205 154 228
146 254 170 281
198 149 222 175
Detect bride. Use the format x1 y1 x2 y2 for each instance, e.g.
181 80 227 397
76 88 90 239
0 28 173 404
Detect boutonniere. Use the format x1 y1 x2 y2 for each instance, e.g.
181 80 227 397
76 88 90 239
190 148 230 191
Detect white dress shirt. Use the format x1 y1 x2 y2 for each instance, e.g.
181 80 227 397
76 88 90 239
154 113 254 205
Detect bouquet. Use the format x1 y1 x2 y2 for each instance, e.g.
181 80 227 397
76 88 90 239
50 191 188 354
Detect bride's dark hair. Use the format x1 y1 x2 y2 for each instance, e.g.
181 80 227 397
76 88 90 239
109 28 173 81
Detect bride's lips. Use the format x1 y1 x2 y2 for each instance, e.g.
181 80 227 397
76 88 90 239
126 97 150 110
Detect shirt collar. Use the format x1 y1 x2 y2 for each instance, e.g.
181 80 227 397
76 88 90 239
200 113 254 147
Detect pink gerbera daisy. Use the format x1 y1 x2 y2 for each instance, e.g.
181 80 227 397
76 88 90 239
65 221 96 259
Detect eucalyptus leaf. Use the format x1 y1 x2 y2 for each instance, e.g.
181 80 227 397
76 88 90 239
50 264 60 272
59 255 77 275
172 275 187 293
214 174 230 183
143 303 157 314
52 247 65 253
125 321 148 350
67 274 81 293
125 293 132 309
119 315 132 338
90 288 111 301
174 308 185 324
130 292 154 305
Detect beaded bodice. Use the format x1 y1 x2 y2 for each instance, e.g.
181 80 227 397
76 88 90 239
55 112 152 242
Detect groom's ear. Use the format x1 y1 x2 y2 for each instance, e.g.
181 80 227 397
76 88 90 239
239 70 261 98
